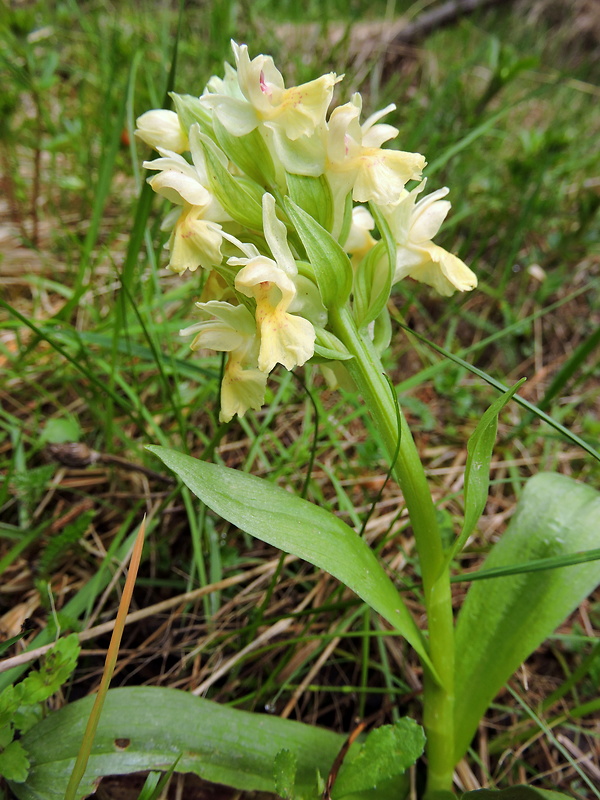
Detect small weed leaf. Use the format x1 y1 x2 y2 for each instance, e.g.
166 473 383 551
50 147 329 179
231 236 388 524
0 685 23 727
21 634 80 705
38 510 95 578
332 718 425 798
40 417 82 445
0 739 30 783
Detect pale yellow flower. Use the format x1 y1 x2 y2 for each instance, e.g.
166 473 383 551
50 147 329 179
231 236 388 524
233 259 315 373
202 42 340 141
225 194 316 373
326 95 425 206
182 301 266 422
163 205 223 274
144 129 231 273
135 109 188 154
382 180 477 296
344 206 377 265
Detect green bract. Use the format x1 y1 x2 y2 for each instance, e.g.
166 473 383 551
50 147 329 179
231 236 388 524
285 198 353 309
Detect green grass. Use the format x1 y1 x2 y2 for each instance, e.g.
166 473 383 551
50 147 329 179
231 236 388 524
1 0 599 797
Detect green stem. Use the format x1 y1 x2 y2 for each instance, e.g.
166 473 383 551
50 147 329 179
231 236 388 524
329 306 455 796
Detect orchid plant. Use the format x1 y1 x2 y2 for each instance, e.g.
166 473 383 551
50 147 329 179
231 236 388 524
131 42 599 800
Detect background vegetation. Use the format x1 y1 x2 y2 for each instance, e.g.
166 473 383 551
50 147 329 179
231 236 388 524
1 0 599 797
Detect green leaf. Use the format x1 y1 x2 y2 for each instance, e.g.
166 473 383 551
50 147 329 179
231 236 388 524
193 127 264 230
351 203 396 329
285 198 353 308
40 417 81 445
352 242 391 330
274 749 297 799
13 704 43 736
447 380 525 564
0 725 14 748
0 631 30 657
213 116 275 186
170 92 213 137
14 687 347 800
454 473 600 762
286 173 333 232
462 788 572 800
147 446 437 677
136 760 180 800
0 685 24 728
0 739 30 783
332 719 425 798
135 772 161 800
20 634 80 705
313 327 353 362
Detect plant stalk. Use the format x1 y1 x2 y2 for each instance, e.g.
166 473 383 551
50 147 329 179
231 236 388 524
329 306 455 796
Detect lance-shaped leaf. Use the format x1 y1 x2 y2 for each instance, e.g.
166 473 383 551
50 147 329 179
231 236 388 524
446 380 525 565
286 173 333 233
147 446 436 677
194 128 264 230
351 203 395 329
285 198 353 309
454 472 600 762
12 687 343 800
213 116 276 186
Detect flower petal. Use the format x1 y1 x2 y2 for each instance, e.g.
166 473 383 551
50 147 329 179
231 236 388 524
220 359 267 422
411 187 451 242
402 243 477 296
135 109 188 153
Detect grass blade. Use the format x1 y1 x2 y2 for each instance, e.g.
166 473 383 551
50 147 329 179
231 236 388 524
64 516 146 800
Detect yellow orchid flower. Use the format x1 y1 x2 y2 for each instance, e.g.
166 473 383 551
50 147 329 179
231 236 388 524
233 259 315 373
182 301 267 422
382 180 477 296
326 95 426 206
202 41 340 141
135 109 188 154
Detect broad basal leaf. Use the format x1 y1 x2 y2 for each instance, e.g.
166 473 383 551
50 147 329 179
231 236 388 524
147 446 435 676
14 688 411 800
454 472 600 762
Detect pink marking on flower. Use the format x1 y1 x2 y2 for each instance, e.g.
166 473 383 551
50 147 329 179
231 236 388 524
259 70 269 95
